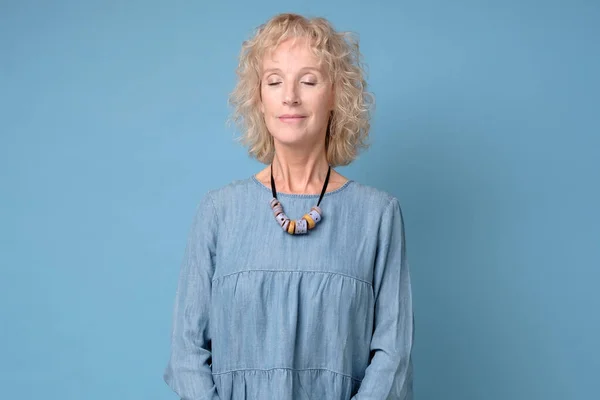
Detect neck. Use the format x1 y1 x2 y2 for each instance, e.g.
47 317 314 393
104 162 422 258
271 144 330 195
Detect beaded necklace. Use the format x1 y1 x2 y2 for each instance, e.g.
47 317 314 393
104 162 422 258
269 164 331 235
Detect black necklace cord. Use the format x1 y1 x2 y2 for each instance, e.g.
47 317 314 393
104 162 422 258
270 163 277 199
270 164 331 205
316 165 331 207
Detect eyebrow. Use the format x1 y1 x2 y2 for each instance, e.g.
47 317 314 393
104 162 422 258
262 67 323 76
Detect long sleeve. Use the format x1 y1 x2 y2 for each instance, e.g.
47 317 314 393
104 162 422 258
163 193 221 400
351 198 415 400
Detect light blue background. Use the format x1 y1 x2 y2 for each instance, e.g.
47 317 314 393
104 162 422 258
1 1 598 399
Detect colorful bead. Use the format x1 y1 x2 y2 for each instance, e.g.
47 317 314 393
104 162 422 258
308 209 321 224
287 220 296 234
269 197 323 235
304 214 315 229
276 213 287 226
295 218 308 234
273 204 284 216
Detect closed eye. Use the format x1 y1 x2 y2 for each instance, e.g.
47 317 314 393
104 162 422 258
267 82 282 86
302 82 317 86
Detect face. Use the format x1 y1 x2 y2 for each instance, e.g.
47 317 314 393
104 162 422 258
259 37 334 149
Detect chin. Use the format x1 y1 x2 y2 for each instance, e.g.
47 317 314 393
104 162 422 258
272 132 316 147
269 127 304 141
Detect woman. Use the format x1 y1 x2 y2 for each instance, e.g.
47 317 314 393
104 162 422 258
164 13 414 400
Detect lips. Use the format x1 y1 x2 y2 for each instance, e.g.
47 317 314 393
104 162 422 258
279 115 306 122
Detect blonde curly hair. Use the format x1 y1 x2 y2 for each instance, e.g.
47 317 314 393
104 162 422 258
228 13 374 167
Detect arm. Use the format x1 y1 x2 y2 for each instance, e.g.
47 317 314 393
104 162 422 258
163 193 221 400
351 198 415 400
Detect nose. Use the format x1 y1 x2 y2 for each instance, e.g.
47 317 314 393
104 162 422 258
283 82 301 106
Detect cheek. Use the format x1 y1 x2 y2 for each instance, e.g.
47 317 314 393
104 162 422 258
260 91 277 114
314 89 334 111
315 96 334 119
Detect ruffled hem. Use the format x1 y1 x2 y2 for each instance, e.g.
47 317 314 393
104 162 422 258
213 368 361 400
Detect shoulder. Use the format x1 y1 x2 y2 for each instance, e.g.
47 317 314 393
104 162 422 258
195 176 260 217
348 182 407 245
203 177 254 203
345 180 403 213
190 177 254 225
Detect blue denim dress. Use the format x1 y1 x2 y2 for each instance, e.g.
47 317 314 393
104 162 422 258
164 176 414 399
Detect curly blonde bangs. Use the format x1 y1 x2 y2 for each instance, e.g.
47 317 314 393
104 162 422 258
228 13 374 167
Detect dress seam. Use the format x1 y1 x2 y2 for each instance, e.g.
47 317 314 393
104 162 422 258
212 269 372 287
212 367 363 383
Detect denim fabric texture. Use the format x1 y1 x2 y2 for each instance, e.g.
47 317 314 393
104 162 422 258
164 176 414 399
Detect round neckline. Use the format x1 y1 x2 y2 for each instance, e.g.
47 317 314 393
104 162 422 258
251 175 354 198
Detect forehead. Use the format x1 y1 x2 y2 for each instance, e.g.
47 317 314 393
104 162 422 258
262 37 323 68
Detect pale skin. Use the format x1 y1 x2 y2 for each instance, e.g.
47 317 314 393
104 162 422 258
254 37 349 195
